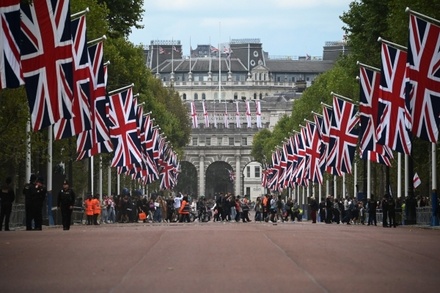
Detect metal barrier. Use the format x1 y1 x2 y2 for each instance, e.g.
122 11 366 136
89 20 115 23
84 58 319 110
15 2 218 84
8 204 85 228
368 207 436 226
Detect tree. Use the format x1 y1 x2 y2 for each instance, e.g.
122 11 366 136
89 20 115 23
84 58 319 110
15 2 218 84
97 0 144 38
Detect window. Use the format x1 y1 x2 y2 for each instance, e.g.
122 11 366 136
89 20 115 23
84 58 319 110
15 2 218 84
242 137 247 145
255 166 260 178
192 137 198 145
182 93 187 100
194 93 198 100
229 137 234 145
202 93 206 100
206 137 211 146
247 166 251 177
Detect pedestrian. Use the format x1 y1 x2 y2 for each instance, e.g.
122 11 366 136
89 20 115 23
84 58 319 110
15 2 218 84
254 197 262 222
57 179 76 230
309 196 318 223
0 177 15 231
92 194 101 225
173 193 183 222
367 197 377 226
179 196 191 222
84 194 94 225
32 177 47 230
23 174 36 230
388 195 396 228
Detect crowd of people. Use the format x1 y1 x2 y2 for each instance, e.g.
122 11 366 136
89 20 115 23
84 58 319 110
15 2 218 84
1 175 439 231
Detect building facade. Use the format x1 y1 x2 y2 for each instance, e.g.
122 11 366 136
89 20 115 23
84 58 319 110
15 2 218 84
146 38 342 201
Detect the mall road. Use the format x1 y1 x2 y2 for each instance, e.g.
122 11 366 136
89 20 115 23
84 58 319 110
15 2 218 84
0 221 439 293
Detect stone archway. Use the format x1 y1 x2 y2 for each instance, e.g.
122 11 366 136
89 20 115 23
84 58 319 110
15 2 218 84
174 161 198 195
205 161 234 199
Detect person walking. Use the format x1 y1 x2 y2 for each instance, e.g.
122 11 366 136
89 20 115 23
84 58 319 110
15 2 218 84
0 177 15 231
57 179 76 230
179 196 191 222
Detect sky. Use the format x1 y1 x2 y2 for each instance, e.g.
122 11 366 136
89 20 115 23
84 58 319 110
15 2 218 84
129 0 353 58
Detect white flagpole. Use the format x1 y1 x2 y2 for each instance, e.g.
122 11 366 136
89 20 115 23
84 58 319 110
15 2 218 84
99 156 103 202
432 143 437 190
108 163 111 196
354 161 357 199
26 119 31 184
367 159 371 199
397 153 402 198
405 154 409 198
91 156 94 195
47 126 53 225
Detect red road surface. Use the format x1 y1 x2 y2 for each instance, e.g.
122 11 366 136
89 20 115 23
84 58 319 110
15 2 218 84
0 221 439 293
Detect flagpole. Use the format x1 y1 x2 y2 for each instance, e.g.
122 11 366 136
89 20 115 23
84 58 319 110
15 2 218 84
87 35 107 46
377 37 407 51
108 83 134 95
357 61 380 72
71 7 89 20
26 119 31 186
47 126 54 225
405 7 440 26
397 153 402 198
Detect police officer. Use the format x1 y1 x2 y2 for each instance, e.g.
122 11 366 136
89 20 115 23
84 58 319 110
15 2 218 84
33 177 47 230
23 174 36 230
0 177 15 231
57 179 76 230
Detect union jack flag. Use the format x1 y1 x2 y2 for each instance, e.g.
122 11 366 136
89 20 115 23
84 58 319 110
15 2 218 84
326 96 359 176
76 43 112 160
21 0 74 131
202 101 209 127
282 137 296 189
224 103 229 128
407 13 440 143
190 102 198 128
267 149 281 191
255 100 262 128
159 149 179 190
314 113 328 175
305 121 323 184
140 114 159 182
108 87 143 167
245 101 252 128
358 65 393 166
376 42 412 154
54 14 92 140
235 101 241 128
0 0 23 89
292 129 307 186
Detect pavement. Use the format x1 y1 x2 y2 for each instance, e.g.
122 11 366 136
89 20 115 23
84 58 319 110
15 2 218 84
1 220 440 293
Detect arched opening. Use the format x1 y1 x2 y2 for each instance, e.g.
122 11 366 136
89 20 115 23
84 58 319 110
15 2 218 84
174 161 197 195
205 161 234 199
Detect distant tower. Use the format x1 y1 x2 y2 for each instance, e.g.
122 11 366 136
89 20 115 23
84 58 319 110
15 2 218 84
148 40 182 71
230 39 265 75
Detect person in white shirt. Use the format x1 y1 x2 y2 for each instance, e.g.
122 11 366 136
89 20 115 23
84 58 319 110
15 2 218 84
173 193 183 222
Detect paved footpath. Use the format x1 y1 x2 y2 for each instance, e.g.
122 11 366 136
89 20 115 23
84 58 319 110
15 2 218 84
1 221 439 293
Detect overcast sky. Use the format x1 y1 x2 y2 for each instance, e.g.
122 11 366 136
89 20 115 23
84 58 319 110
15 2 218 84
128 0 353 58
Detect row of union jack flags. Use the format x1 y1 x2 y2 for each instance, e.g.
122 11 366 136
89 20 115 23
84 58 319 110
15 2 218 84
262 94 358 191
262 9 440 191
190 100 262 129
0 0 179 190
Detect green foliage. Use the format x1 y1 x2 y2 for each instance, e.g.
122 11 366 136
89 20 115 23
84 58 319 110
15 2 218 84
97 0 144 38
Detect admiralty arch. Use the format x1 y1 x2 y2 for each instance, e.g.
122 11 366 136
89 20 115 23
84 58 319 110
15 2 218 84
145 38 345 200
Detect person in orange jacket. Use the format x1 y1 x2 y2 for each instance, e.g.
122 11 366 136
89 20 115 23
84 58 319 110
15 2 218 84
92 194 101 225
84 194 94 225
179 196 191 223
